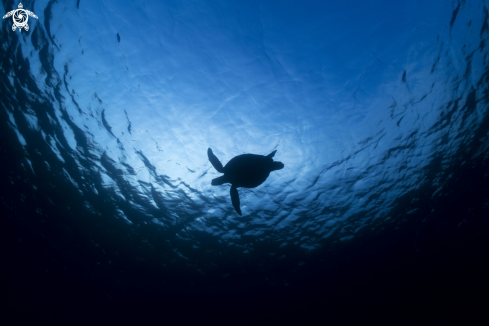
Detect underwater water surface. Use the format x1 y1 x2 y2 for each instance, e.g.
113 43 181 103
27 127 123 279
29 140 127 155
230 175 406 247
1 0 489 319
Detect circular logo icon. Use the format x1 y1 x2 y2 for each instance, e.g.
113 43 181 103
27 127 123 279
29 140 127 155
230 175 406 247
2 3 38 32
14 9 28 28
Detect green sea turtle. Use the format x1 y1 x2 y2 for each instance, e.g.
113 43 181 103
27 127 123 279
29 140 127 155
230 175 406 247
208 148 284 215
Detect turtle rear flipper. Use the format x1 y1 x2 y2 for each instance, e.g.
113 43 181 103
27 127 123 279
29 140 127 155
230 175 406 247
207 148 224 173
211 175 227 186
230 185 241 215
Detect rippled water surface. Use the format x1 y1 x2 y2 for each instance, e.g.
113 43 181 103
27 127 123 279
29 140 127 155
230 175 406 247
2 0 489 319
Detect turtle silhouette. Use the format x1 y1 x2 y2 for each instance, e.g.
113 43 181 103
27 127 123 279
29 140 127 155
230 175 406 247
207 148 284 215
3 3 38 32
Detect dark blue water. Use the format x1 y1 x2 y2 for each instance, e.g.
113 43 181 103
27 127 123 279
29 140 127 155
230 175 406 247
1 0 488 321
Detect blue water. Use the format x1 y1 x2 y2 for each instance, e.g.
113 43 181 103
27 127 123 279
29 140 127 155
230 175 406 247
1 0 488 320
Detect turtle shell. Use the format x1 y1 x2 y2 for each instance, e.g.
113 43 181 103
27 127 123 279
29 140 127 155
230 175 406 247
223 154 275 188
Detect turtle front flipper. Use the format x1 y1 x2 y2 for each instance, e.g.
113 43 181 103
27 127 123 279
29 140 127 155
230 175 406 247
207 148 224 173
230 185 241 215
266 150 277 158
26 10 38 19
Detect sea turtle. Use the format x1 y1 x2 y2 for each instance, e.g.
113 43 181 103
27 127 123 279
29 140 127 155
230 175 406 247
207 148 284 215
3 3 38 32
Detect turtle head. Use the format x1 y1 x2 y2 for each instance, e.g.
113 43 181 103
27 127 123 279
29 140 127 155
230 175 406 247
270 161 284 171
